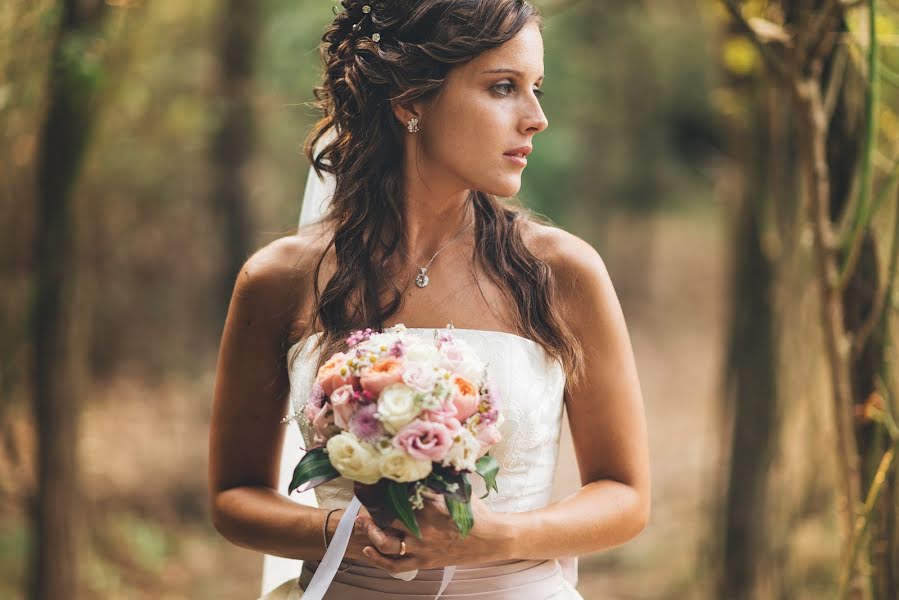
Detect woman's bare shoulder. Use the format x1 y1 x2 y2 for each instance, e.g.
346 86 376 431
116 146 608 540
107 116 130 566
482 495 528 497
232 224 332 323
520 219 615 322
520 219 602 276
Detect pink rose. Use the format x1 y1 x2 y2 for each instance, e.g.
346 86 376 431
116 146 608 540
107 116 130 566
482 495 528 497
311 404 337 444
303 401 319 424
317 352 352 396
451 375 479 422
444 417 463 435
475 423 502 457
402 363 438 393
423 396 458 424
392 419 453 462
330 384 357 429
360 356 404 395
441 344 465 363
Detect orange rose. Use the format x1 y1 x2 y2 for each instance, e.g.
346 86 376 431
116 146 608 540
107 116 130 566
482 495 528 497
451 375 479 422
360 356 404 395
317 352 352 396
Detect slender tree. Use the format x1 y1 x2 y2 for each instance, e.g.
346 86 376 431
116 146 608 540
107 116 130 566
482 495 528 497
209 0 262 329
30 1 107 598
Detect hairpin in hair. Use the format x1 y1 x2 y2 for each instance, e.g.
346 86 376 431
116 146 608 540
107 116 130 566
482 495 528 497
343 2 380 43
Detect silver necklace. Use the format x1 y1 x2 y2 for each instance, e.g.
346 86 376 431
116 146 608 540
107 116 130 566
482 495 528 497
404 214 474 289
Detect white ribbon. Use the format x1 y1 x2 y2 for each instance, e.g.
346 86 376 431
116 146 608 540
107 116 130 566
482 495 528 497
300 495 456 599
300 496 362 599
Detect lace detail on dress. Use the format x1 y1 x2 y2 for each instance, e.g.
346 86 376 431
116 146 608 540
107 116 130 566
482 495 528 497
285 327 567 514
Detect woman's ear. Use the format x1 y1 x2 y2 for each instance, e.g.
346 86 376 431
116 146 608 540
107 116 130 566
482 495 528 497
391 101 421 130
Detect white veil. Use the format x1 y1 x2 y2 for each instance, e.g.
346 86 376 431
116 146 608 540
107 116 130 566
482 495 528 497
297 128 337 228
259 128 337 597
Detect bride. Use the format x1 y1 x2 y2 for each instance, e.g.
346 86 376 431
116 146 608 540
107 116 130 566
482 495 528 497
208 0 650 598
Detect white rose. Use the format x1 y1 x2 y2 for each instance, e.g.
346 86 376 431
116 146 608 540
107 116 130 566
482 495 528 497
441 427 480 472
403 341 443 364
379 447 433 482
326 432 382 485
440 339 486 383
377 383 420 433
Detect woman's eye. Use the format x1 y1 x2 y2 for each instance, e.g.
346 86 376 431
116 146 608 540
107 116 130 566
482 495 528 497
493 83 545 100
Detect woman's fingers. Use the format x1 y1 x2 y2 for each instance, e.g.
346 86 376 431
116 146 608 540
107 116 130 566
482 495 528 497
362 545 417 574
357 516 404 556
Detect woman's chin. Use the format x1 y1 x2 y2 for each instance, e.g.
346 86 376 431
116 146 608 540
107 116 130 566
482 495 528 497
480 179 522 198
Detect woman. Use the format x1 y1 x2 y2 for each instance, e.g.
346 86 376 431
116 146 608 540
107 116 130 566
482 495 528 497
208 1 650 598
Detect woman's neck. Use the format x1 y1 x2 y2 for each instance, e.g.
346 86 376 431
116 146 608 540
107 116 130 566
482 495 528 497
401 193 475 264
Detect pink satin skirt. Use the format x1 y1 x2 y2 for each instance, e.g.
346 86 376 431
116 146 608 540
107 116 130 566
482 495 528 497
292 557 582 599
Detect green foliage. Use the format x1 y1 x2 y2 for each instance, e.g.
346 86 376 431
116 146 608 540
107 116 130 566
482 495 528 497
385 480 422 539
58 33 107 98
445 495 474 539
0 523 27 599
288 446 340 494
475 454 499 498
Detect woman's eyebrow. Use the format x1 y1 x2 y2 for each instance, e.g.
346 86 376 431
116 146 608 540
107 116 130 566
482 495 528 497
481 68 544 82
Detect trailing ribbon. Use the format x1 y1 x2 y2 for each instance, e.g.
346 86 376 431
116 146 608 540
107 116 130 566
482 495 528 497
300 495 456 600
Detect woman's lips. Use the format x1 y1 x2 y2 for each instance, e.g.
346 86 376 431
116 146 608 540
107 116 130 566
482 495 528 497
503 153 527 166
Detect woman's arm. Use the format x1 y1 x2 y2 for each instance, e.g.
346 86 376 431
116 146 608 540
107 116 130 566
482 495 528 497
504 229 651 559
208 237 373 562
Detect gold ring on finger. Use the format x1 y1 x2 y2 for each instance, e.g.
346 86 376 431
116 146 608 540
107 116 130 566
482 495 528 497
399 539 407 556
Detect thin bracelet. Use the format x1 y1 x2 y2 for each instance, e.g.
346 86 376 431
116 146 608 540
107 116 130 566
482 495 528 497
323 508 353 573
323 508 341 549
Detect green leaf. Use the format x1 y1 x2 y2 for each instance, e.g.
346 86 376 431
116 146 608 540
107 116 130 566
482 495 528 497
445 496 474 538
475 455 499 498
386 481 422 539
288 447 339 495
427 468 471 503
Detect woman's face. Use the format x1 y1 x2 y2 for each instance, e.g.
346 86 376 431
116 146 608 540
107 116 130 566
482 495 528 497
414 20 548 198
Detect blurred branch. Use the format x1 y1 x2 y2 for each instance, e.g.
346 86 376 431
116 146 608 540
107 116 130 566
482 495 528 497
840 437 899 597
720 0 790 80
795 77 862 558
805 0 841 61
853 169 899 362
838 0 880 291
824 40 849 122
883 65 899 87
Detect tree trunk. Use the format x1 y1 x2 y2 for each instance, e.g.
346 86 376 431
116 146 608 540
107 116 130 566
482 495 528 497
209 0 262 331
717 71 780 599
30 1 106 599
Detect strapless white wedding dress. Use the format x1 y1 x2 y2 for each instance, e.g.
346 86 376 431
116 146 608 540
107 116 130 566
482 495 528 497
259 328 582 599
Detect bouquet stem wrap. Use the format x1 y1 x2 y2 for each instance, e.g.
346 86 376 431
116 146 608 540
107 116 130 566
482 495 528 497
301 495 456 600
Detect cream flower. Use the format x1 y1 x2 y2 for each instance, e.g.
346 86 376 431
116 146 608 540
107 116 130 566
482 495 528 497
439 339 486 384
326 432 381 485
441 427 480 472
404 341 443 364
379 447 433 482
376 383 420 433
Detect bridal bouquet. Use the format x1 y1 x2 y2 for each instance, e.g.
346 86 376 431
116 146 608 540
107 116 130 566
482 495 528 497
288 323 503 538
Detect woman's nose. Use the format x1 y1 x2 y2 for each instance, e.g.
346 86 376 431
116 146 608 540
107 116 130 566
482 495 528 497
524 99 548 133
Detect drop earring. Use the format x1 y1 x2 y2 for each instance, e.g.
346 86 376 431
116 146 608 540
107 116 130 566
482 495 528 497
406 117 420 133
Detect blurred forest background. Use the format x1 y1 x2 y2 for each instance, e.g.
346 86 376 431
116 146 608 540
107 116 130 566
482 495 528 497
2 0 899 598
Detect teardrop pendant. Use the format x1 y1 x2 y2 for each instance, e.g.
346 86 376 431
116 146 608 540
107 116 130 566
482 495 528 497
415 268 429 288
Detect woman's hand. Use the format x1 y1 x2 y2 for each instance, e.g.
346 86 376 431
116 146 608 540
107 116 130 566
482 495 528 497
355 492 516 573
334 505 402 566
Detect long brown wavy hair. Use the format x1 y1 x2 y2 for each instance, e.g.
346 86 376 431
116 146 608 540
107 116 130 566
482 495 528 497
297 0 584 390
